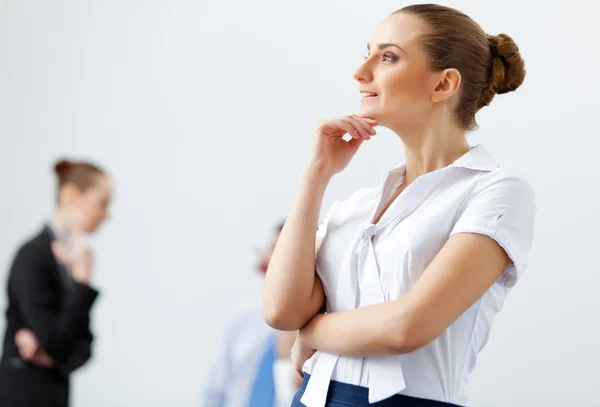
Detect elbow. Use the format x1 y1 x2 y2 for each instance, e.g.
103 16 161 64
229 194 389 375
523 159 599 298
386 323 432 355
262 303 307 331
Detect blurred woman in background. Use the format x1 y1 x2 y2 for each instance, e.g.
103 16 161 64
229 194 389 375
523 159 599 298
0 159 112 407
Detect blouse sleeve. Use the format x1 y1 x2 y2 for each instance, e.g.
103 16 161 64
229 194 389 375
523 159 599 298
450 170 537 287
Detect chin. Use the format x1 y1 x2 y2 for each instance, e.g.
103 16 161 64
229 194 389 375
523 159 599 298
358 105 384 121
85 223 100 234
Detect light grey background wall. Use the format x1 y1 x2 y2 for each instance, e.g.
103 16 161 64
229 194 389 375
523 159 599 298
0 0 598 406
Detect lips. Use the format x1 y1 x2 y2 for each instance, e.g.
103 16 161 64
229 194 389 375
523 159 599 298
360 91 378 98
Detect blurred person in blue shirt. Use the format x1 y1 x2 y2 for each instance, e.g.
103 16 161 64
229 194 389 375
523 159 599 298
202 221 301 407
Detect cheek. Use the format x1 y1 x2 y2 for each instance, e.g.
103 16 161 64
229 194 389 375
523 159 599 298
93 208 106 222
384 66 432 103
83 204 103 223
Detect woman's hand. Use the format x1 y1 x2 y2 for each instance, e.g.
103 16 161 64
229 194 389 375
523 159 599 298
15 328 38 361
52 233 94 285
291 330 317 377
308 115 378 177
15 328 55 368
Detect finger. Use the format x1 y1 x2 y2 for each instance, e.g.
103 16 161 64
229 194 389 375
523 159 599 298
349 115 376 138
347 116 371 140
32 355 51 367
359 117 379 134
335 120 362 140
34 351 54 368
363 119 379 130
355 115 379 125
355 116 379 136
347 136 365 150
343 116 370 140
31 355 45 366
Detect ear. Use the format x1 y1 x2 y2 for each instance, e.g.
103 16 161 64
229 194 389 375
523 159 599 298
431 68 461 103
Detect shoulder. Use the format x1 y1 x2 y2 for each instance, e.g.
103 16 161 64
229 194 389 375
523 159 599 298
12 228 51 262
469 167 536 208
477 167 534 188
9 228 53 275
451 166 537 248
455 167 537 285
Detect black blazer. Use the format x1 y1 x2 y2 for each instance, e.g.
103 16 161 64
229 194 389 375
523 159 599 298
0 225 99 407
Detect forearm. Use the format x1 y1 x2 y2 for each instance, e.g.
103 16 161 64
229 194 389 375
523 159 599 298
300 308 390 356
299 299 426 356
49 284 98 354
12 246 99 360
22 288 98 360
298 222 513 357
263 165 331 330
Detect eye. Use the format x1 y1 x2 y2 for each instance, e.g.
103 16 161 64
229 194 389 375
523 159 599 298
382 53 398 62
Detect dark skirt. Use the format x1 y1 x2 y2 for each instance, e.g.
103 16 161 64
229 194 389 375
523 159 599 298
291 374 462 407
0 357 70 407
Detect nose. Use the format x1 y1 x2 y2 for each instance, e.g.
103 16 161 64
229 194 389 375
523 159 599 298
353 58 374 83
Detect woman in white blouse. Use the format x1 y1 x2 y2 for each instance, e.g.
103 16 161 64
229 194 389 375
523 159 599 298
263 4 535 407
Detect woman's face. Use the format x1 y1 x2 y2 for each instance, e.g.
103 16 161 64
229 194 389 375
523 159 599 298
353 13 440 129
67 175 113 234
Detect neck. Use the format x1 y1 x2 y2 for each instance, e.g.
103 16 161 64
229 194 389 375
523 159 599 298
52 209 66 232
389 117 470 184
51 208 76 236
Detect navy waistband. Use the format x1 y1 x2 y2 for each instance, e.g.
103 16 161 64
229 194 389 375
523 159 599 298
298 374 462 407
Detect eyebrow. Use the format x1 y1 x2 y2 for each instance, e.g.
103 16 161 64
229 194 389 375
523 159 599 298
367 42 407 54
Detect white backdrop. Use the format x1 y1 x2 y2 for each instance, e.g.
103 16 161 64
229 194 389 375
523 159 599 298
0 1 598 406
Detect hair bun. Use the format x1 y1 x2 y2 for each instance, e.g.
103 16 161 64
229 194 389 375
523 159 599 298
54 159 73 176
477 33 526 109
489 33 526 93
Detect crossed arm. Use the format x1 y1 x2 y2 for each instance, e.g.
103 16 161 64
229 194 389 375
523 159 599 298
10 243 98 373
264 171 531 359
296 232 510 357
